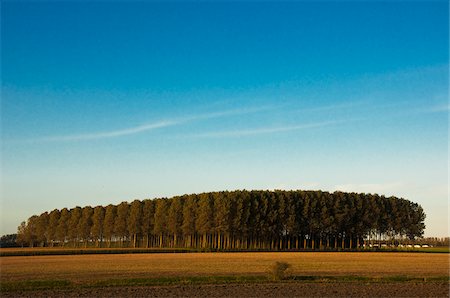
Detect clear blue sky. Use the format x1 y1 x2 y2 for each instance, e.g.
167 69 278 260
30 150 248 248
1 1 448 236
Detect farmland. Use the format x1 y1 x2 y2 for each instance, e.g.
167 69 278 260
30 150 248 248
1 251 449 296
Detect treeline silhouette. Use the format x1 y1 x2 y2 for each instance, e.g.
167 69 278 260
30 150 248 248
16 190 425 250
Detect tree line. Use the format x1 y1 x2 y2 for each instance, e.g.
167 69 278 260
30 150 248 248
16 190 425 250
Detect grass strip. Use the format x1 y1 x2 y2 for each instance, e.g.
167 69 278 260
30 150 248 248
0 279 72 292
91 275 266 288
1 247 448 257
2 275 448 293
289 275 450 283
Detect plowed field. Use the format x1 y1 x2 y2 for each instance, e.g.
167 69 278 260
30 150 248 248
1 252 448 297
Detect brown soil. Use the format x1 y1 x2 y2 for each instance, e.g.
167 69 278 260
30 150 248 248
3 282 449 298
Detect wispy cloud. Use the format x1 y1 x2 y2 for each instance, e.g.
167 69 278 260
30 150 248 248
181 105 275 122
295 100 369 113
426 103 450 113
187 120 344 138
37 120 177 142
13 106 276 144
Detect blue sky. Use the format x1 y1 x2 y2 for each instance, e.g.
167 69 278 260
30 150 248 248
1 1 448 236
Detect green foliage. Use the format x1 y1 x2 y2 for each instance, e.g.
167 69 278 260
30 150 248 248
78 207 93 247
115 202 130 242
154 199 169 235
0 234 18 248
16 190 427 249
128 200 143 247
103 205 116 245
91 206 105 247
67 207 81 244
55 208 70 244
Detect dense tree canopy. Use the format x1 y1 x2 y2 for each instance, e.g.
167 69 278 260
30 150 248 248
16 190 425 249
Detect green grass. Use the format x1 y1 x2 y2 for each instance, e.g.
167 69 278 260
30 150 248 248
415 247 450 253
0 279 72 292
2 275 448 293
91 275 266 288
372 247 450 253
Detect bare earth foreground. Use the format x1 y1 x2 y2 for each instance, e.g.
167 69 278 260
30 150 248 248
3 282 449 298
1 252 449 297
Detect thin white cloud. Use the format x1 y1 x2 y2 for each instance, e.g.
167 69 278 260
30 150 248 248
188 120 343 138
37 120 178 142
181 105 275 122
427 104 450 113
16 106 276 143
295 100 369 113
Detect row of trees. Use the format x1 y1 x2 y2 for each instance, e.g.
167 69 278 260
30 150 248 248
16 190 426 250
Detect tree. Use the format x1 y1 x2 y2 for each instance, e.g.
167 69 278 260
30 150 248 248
16 190 427 251
47 209 61 247
103 205 117 247
128 200 143 248
214 192 233 249
406 203 426 240
196 193 214 248
91 206 105 247
154 198 169 248
16 222 27 247
115 202 129 247
1 234 18 248
36 212 49 247
182 196 197 248
78 206 93 248
25 215 39 247
167 197 184 248
141 199 155 248
68 207 82 247
56 208 70 246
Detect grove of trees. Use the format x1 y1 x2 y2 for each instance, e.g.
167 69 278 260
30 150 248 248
16 190 426 250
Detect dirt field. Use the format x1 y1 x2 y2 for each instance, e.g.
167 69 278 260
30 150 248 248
1 252 448 282
2 252 448 297
3 282 449 297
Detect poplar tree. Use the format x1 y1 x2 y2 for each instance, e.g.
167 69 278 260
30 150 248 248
25 215 40 247
91 206 105 247
56 208 70 246
154 198 169 247
17 190 427 250
128 200 143 248
47 209 60 247
68 207 82 247
196 193 214 248
141 199 155 248
181 196 197 248
78 206 93 248
167 197 184 247
103 204 116 247
115 202 129 247
36 212 49 247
